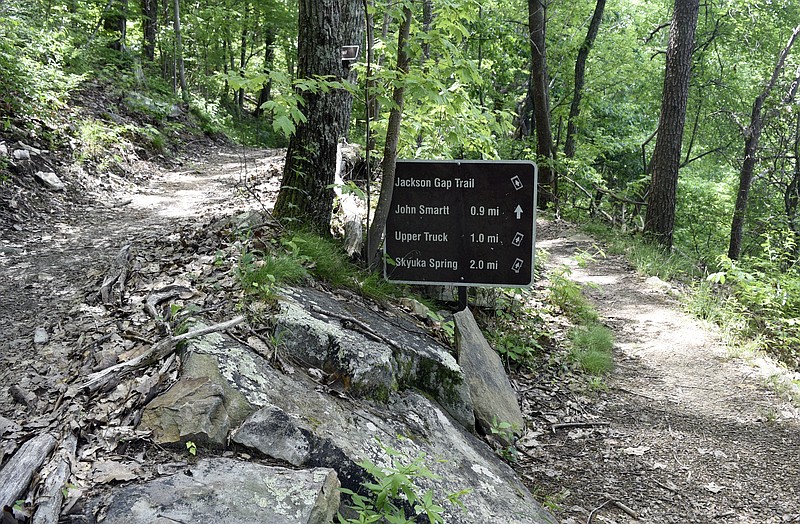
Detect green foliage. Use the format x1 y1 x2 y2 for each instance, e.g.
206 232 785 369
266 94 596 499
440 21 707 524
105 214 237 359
0 12 84 125
548 267 598 324
338 441 469 524
484 291 549 370
238 249 308 300
704 253 800 367
489 417 519 462
185 440 197 456
568 324 615 376
580 221 699 281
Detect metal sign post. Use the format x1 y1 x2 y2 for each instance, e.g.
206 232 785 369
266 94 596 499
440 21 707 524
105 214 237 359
384 160 537 298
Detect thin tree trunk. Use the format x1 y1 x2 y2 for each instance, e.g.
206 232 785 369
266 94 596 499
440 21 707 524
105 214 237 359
529 0 557 208
366 5 413 267
254 26 276 117
238 3 249 112
564 0 606 158
103 0 127 51
728 24 800 259
173 0 188 102
643 0 699 248
785 112 800 241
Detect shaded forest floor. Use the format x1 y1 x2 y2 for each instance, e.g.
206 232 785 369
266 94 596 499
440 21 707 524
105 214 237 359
1 142 799 523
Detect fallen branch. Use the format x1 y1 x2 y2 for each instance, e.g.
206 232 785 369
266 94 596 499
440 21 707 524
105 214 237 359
31 432 78 524
0 434 57 508
551 421 610 432
586 498 638 523
81 316 245 391
587 499 611 524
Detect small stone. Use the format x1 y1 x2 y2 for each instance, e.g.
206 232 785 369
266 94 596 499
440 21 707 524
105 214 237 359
0 142 8 156
33 327 49 345
12 149 30 161
33 171 65 191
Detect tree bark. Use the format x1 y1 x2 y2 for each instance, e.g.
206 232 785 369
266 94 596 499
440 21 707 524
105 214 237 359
254 26 276 117
141 0 157 61
173 0 188 103
366 5 412 267
273 0 364 234
103 0 127 51
0 434 57 508
529 0 557 208
564 0 606 159
237 3 249 112
643 0 699 248
728 24 800 259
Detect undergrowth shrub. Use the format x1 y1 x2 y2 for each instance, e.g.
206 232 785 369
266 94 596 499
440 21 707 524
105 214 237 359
708 253 800 367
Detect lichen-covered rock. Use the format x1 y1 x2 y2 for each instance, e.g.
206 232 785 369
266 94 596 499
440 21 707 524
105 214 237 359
232 384 556 524
455 307 525 440
94 458 340 524
139 350 254 447
275 287 474 429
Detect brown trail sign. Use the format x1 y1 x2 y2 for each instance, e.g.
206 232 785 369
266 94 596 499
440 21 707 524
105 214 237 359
385 160 537 288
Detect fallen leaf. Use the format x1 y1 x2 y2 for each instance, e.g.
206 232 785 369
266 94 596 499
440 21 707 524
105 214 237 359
704 482 725 494
91 459 139 483
623 446 651 456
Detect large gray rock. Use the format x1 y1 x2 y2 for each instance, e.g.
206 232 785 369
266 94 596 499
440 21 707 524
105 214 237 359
95 458 340 524
455 307 525 439
275 287 475 429
232 383 556 524
139 352 254 447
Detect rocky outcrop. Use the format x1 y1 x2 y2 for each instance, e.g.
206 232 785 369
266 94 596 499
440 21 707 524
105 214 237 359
275 286 475 429
139 352 254 447
455 307 525 440
124 286 556 523
93 458 340 524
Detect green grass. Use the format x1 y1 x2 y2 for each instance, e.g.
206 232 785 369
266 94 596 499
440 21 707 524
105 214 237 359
548 268 598 324
569 324 615 375
580 220 698 281
238 251 308 299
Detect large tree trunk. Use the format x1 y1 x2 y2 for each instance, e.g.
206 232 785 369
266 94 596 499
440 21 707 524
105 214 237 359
728 24 800 260
366 5 413 267
273 0 364 234
141 0 157 61
529 0 557 208
643 0 699 248
564 0 606 159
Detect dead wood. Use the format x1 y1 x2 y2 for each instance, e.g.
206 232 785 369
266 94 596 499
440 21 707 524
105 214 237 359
144 284 194 322
31 432 78 524
0 433 57 508
100 244 131 306
334 140 364 257
309 305 402 351
550 421 610 432
81 315 245 392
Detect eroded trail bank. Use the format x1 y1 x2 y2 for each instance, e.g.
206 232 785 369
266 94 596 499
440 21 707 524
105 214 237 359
521 220 800 523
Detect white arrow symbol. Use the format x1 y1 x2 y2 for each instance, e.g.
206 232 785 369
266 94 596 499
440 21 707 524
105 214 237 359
514 205 523 219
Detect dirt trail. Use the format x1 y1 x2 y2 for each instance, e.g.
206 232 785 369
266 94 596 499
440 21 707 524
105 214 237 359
524 220 800 523
0 145 283 417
